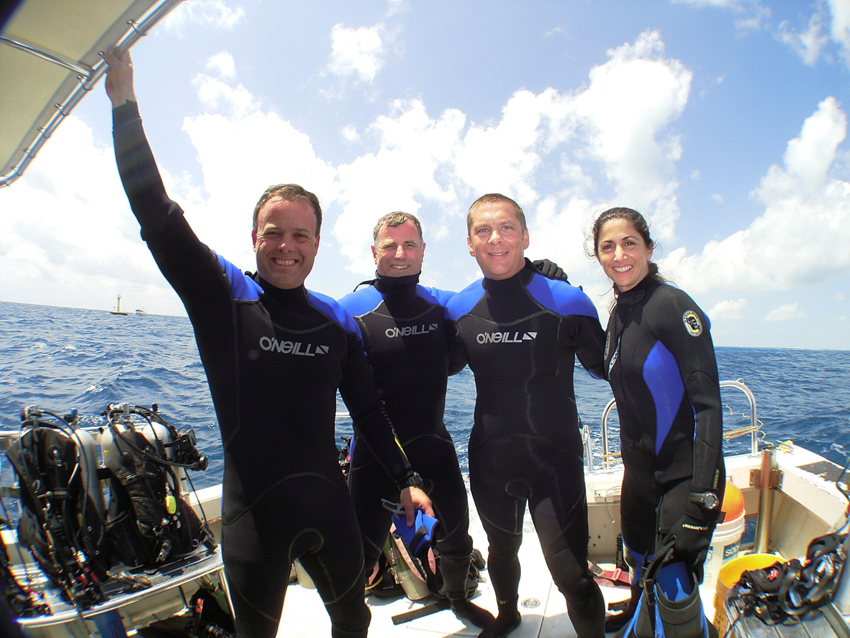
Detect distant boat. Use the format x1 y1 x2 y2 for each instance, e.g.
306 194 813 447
135 308 147 316
110 295 129 316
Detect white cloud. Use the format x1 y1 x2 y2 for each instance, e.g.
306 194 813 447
676 0 850 70
709 298 747 320
765 302 805 322
181 102 338 266
327 23 387 83
322 30 697 283
385 0 409 17
453 89 551 205
776 8 830 66
711 193 724 203
828 0 850 66
569 30 691 242
0 54 340 316
663 97 850 292
332 99 466 274
192 73 256 119
0 118 178 313
673 0 771 31
207 51 236 79
341 124 360 143
164 0 245 33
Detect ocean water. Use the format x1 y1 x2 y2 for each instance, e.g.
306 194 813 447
1 300 849 491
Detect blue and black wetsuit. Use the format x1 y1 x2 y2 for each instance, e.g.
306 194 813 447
446 263 607 638
112 102 416 638
339 274 475 595
605 275 724 637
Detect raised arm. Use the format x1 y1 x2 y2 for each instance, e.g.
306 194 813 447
104 49 232 320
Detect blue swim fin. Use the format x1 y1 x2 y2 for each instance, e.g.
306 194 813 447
392 510 439 555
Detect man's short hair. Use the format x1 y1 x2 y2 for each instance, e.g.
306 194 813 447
252 184 322 236
466 194 526 233
373 211 424 243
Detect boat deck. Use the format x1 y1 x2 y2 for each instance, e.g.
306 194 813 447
277 513 634 638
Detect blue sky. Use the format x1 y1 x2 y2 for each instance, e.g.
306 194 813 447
1 0 849 349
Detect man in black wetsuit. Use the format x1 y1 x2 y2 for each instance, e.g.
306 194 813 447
446 194 607 638
104 50 431 638
338 212 494 628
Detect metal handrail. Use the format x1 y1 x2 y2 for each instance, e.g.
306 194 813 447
719 378 760 455
592 378 760 471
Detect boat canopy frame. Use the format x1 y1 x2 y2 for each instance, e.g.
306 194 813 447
0 0 183 188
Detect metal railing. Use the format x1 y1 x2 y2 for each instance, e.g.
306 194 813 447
585 378 761 472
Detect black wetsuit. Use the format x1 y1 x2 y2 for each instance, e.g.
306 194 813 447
605 276 724 557
446 264 607 638
605 276 724 637
338 274 474 593
113 102 416 638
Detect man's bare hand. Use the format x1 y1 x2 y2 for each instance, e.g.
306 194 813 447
399 486 434 526
103 48 137 107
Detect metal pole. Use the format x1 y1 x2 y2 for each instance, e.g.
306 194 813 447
753 445 776 554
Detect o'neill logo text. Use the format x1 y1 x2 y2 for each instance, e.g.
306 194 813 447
385 323 440 338
259 336 329 356
476 331 537 344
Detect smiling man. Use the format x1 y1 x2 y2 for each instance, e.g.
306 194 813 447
104 50 431 638
338 212 494 628
446 194 608 638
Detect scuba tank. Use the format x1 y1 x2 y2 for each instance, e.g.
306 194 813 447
65 408 106 519
383 535 431 601
380 501 437 601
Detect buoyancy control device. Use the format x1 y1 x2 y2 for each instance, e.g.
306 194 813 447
101 403 215 567
5 408 110 608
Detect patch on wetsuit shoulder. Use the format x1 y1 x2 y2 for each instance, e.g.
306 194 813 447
682 310 703 337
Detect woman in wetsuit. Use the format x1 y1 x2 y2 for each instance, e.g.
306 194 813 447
591 207 724 638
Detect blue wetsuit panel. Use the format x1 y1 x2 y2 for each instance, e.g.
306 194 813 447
643 341 685 455
215 253 261 301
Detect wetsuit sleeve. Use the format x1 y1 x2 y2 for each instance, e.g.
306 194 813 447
112 102 172 234
112 102 225 306
338 331 416 486
652 293 723 497
530 275 605 379
570 315 606 379
446 319 469 376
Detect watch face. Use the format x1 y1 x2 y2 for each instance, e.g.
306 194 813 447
704 493 719 509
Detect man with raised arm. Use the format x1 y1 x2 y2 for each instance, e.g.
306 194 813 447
446 194 607 638
103 49 431 638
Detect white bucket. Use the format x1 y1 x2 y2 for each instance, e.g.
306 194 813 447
702 511 745 588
